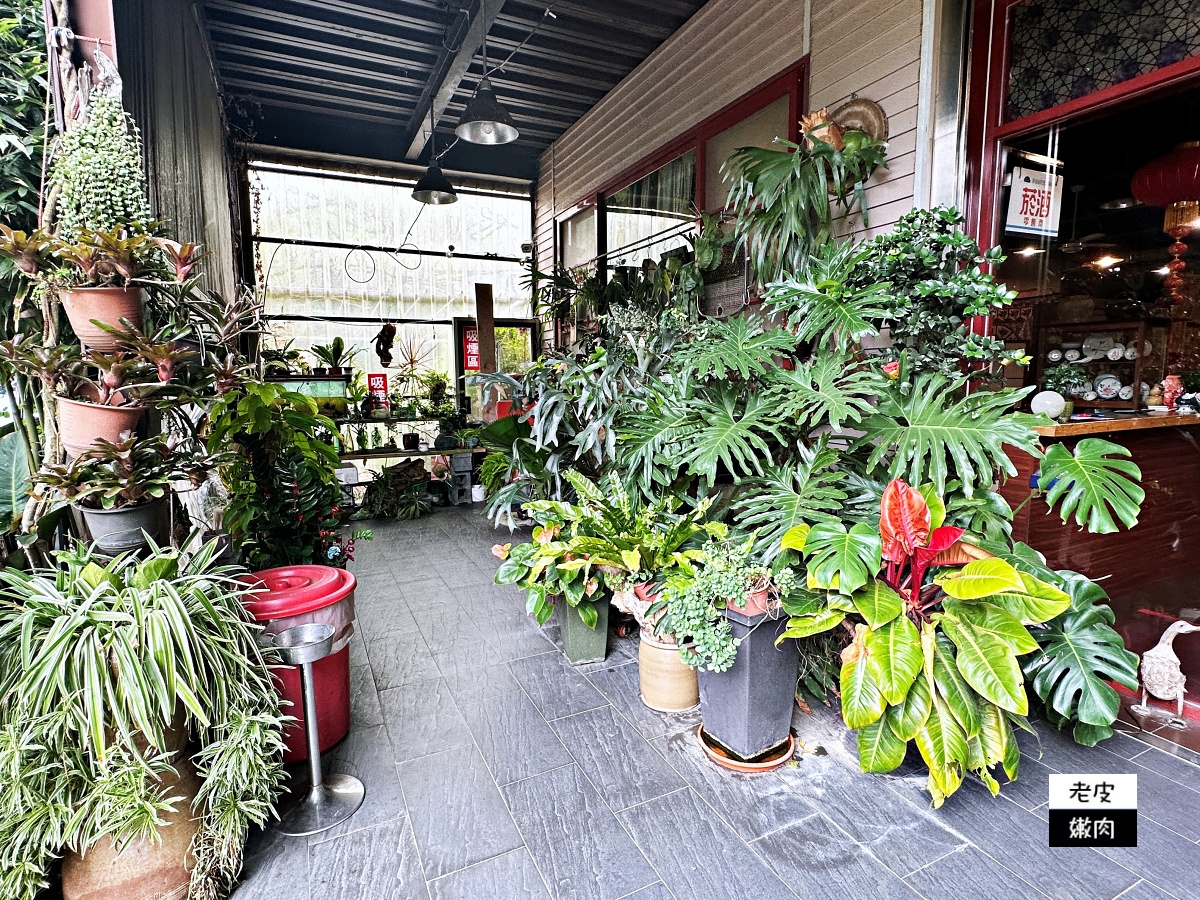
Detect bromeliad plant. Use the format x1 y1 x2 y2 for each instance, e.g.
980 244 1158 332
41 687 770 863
0 540 288 900
778 479 1138 806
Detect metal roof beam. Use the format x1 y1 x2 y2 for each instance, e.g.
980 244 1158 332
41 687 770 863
212 45 426 92
225 79 413 119
206 20 429 78
403 0 498 161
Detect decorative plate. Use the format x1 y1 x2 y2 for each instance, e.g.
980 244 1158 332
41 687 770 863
1083 391 1098 401
1124 345 1138 360
1064 348 1082 362
1144 340 1153 356
1118 385 1134 400
1082 335 1115 356
1094 373 1122 400
1047 349 1063 362
1107 344 1126 361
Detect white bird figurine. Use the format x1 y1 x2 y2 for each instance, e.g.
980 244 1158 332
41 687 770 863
1136 620 1199 727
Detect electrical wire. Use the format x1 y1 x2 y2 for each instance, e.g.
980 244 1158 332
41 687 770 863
483 4 557 79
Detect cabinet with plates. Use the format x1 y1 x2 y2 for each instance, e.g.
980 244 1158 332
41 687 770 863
1032 320 1169 410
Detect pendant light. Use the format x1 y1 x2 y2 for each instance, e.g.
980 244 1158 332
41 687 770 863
456 2 519 145
413 107 457 205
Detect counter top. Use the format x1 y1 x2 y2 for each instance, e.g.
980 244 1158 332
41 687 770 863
1033 413 1200 437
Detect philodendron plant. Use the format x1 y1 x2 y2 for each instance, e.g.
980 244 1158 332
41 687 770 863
780 479 1138 807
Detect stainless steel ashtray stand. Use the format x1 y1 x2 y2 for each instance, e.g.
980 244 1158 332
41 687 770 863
271 623 365 836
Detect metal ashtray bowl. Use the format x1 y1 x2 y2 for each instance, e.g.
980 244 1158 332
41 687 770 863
271 622 335 666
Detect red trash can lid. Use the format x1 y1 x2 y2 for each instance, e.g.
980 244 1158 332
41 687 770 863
242 565 357 619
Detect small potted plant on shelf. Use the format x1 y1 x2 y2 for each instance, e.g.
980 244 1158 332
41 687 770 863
1043 363 1087 419
32 432 200 555
659 536 799 761
310 336 360 376
0 539 288 900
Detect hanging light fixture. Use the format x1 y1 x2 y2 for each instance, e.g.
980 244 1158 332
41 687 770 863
413 107 457 205
456 2 519 145
1132 141 1200 303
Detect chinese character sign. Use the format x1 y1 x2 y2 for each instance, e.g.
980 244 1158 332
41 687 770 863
464 326 480 371
1005 166 1064 237
367 373 388 400
1049 774 1137 847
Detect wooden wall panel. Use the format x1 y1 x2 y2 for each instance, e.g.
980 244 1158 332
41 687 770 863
811 0 923 238
113 0 238 297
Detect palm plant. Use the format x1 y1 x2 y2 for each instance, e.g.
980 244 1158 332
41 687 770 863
0 540 288 900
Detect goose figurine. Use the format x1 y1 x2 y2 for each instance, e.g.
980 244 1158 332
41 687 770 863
1135 620 1199 727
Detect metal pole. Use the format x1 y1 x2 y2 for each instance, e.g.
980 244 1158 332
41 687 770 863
300 660 324 791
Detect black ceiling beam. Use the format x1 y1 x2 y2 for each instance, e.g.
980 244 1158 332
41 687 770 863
220 63 421 106
226 80 414 120
403 0 499 161
212 46 427 93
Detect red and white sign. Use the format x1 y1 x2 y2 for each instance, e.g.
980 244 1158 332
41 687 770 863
1005 166 1063 237
463 325 480 371
367 373 388 399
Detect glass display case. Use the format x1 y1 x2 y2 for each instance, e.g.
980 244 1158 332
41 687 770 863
1032 320 1170 410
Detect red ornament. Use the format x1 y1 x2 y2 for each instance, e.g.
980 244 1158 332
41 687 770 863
1132 142 1200 207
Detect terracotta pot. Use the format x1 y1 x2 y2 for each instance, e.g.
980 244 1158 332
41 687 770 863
638 635 699 712
57 396 145 459
62 755 200 900
61 286 143 352
733 586 774 617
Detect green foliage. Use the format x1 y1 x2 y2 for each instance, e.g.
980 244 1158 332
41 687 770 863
850 207 1025 379
659 537 796 672
674 315 797 381
1039 439 1144 534
0 541 287 900
1042 363 1088 396
0 422 29 530
50 92 152 236
1024 571 1139 746
206 380 343 568
733 441 846 558
723 133 888 283
33 432 202 510
857 372 1040 497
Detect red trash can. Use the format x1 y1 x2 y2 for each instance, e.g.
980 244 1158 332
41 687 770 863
243 565 357 763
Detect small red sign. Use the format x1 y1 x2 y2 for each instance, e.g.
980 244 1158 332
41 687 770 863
367 373 388 398
463 326 480 371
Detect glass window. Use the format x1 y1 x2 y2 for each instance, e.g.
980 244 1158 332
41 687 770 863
704 95 791 211
605 150 696 273
559 207 596 270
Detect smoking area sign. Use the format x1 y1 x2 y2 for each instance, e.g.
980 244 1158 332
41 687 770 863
1049 774 1137 847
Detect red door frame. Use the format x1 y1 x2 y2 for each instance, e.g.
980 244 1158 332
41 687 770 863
964 0 1200 253
553 57 809 269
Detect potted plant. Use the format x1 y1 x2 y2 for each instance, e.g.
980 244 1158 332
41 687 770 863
310 336 360 376
0 540 288 900
658 537 799 759
493 495 609 665
1043 362 1087 419
33 432 197 554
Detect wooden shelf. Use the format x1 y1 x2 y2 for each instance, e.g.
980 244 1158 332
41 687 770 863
1034 413 1200 437
339 448 482 461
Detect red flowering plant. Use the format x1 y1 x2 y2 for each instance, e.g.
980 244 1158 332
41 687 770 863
776 478 1140 807
322 526 374 569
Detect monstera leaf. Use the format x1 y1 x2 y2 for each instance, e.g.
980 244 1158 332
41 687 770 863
1038 438 1144 534
803 521 882 595
676 315 798 381
774 351 877 432
734 441 845 558
682 384 784 484
857 372 1039 497
1023 571 1139 746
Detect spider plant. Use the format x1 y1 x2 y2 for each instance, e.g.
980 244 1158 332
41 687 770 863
0 539 288 900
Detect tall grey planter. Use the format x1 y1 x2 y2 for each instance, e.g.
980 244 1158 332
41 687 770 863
558 597 609 665
697 608 799 759
76 499 167 556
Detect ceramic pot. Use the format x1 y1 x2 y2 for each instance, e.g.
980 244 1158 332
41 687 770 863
558 596 608 665
62 755 200 900
61 286 142 352
57 396 144 459
697 608 799 759
1163 375 1184 410
76 498 168 556
1059 400 1075 422
638 634 699 712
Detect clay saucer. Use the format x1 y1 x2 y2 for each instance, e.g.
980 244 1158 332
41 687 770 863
696 725 795 773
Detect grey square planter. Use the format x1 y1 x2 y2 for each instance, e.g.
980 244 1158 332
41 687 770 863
697 608 799 759
558 597 609 665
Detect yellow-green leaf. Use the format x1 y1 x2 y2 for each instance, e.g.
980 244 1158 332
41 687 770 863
937 557 1024 600
781 524 810 552
941 617 1028 715
857 717 907 773
942 600 1040 655
779 609 845 642
886 670 932 740
840 624 886 729
852 580 904 628
864 615 922 705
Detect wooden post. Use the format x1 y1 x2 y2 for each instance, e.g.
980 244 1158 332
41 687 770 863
475 283 497 374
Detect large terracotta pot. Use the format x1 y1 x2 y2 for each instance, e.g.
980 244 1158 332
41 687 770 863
57 396 144 458
61 286 143 352
62 755 200 900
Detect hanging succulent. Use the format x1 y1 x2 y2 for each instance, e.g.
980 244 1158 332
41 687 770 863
49 91 152 237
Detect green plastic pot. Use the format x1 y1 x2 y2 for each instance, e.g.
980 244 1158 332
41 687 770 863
558 596 609 665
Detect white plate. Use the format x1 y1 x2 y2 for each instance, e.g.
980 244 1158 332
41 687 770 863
1083 391 1098 401
1082 335 1115 355
1047 349 1063 362
1144 340 1153 356
1124 345 1138 360
1118 385 1134 400
1094 373 1123 400
1107 344 1126 361
1064 348 1082 362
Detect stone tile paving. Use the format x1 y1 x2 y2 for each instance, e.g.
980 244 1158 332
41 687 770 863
232 506 1200 900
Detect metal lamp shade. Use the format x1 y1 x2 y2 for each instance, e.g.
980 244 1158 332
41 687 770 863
412 165 458 204
455 78 519 145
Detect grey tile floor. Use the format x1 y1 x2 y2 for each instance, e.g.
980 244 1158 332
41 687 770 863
232 505 1200 900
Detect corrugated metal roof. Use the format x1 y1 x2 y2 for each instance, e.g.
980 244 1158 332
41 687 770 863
197 0 711 181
